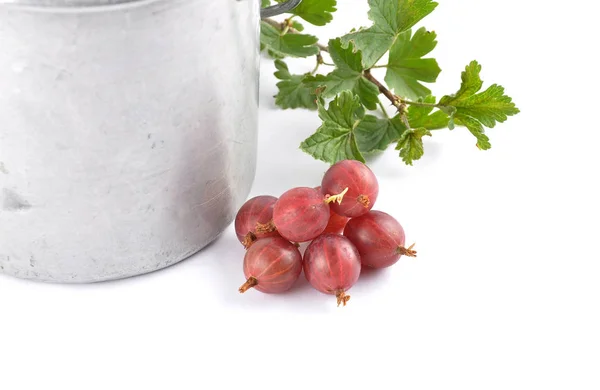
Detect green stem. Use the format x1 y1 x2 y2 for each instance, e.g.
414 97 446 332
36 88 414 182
378 99 390 118
311 63 320 75
400 107 411 129
403 100 441 108
363 70 445 111
312 54 323 75
282 16 297 35
370 65 388 69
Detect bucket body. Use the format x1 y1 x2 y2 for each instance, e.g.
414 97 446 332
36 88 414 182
0 0 264 282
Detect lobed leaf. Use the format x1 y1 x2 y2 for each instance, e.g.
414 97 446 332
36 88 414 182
291 20 305 32
317 89 365 128
276 0 337 26
273 60 317 110
407 96 449 130
303 39 379 110
341 0 439 68
355 115 407 152
385 28 441 100
260 21 319 58
395 127 432 165
440 61 520 149
300 91 366 163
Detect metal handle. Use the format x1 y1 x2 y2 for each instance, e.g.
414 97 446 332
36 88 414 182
261 0 302 18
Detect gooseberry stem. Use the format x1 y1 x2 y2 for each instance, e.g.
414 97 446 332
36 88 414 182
255 220 277 234
336 291 351 307
239 277 258 293
324 187 349 205
357 194 370 208
397 243 417 257
242 232 257 249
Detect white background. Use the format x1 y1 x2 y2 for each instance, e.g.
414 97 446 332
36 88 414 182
2 0 599 389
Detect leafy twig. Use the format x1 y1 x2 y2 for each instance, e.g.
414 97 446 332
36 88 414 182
260 0 519 165
363 70 401 110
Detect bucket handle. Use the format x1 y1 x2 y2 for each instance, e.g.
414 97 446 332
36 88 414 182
260 0 302 18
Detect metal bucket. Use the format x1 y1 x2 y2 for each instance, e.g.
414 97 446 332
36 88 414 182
0 0 301 282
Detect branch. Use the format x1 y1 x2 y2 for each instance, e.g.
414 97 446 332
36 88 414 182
363 70 401 110
363 70 443 112
364 70 408 127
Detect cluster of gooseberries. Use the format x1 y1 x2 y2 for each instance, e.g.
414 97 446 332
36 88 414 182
234 160 416 306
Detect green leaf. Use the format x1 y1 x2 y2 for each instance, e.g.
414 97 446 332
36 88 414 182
260 21 319 58
276 0 337 26
439 61 520 149
273 60 317 110
439 105 457 117
291 20 305 32
261 0 271 7
303 39 379 110
407 96 449 130
354 78 381 110
300 123 365 164
355 97 451 154
395 127 432 165
454 117 491 150
341 0 439 68
355 115 407 152
328 38 363 72
300 91 366 163
267 49 285 60
317 89 365 127
385 28 441 100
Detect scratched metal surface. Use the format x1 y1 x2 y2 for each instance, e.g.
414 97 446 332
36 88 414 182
0 0 259 282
